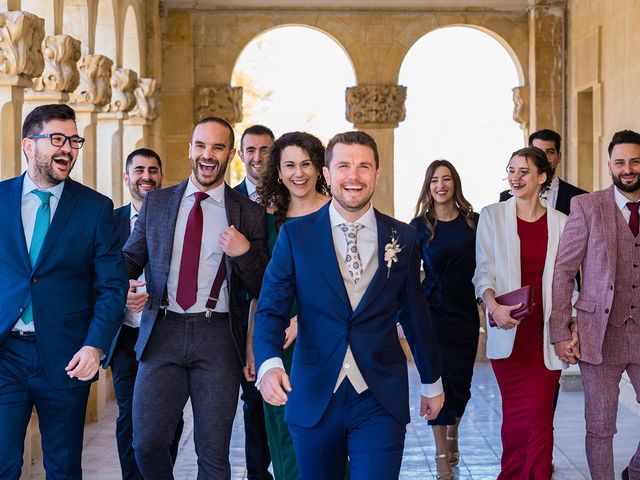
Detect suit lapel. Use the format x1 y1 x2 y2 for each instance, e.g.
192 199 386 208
224 184 240 227
121 204 132 241
314 205 351 307
600 185 619 279
33 179 78 271
8 174 30 270
162 180 188 266
556 179 569 214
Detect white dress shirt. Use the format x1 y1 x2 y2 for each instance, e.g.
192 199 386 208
166 179 229 313
614 186 639 222
257 201 443 398
544 175 560 209
14 173 65 332
245 177 259 203
123 205 144 328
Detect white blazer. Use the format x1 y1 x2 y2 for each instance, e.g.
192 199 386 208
473 197 575 369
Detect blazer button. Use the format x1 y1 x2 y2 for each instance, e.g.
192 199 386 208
610 285 614 290
31 277 37 284
605 308 610 314
632 305 636 310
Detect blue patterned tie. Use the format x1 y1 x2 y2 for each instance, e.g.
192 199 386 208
339 223 364 285
22 190 52 324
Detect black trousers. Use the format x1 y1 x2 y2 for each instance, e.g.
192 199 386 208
133 311 241 480
111 324 184 479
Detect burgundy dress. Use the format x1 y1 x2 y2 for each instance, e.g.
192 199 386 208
491 212 560 480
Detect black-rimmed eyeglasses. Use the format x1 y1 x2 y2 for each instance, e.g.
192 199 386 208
28 133 85 149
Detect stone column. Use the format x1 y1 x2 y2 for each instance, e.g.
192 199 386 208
123 77 159 205
527 0 564 132
23 34 81 172
97 67 137 207
345 84 407 217
69 54 113 189
512 84 530 142
0 11 44 180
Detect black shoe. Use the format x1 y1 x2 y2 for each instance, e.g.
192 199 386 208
622 466 629 480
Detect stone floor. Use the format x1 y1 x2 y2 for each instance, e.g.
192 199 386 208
29 362 639 479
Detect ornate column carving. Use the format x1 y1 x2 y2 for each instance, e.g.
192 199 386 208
31 35 81 93
0 11 45 180
106 67 138 113
194 85 242 123
130 77 158 122
512 85 530 134
345 84 407 128
68 55 113 189
70 54 113 107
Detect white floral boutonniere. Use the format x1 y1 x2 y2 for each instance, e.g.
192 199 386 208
384 229 402 278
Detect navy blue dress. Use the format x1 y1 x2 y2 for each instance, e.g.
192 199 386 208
410 213 480 425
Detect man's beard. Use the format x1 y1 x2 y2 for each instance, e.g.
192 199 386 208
612 172 640 193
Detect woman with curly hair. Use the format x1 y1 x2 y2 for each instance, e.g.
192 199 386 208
250 131 330 480
410 160 479 479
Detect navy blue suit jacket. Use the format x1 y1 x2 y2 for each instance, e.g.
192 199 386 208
234 178 249 197
122 181 269 364
254 204 441 428
104 203 133 367
0 175 128 388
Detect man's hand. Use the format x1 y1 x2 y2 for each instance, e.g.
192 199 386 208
65 346 101 381
244 337 256 382
219 225 250 257
283 316 298 350
553 319 581 364
420 391 445 421
259 368 291 406
126 279 148 312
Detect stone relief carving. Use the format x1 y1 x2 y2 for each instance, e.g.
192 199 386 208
106 67 138 113
130 77 158 121
70 54 113 106
194 85 242 123
346 85 407 125
32 35 81 92
0 11 45 78
512 85 530 131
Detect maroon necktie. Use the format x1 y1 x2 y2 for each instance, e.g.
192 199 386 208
176 191 209 310
628 202 640 237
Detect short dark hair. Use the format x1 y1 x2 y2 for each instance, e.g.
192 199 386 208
22 104 76 138
194 116 235 147
608 130 640 157
509 146 555 191
325 131 379 168
528 129 561 152
240 125 275 150
125 148 163 174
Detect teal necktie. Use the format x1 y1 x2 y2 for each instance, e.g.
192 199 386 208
22 190 52 324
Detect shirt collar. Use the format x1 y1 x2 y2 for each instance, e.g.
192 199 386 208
329 200 376 230
549 175 560 191
185 177 225 203
22 172 65 200
614 185 638 211
130 203 140 220
244 177 257 196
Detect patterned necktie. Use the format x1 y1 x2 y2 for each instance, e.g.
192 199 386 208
628 202 640 237
22 190 52 324
176 191 209 310
339 223 364 285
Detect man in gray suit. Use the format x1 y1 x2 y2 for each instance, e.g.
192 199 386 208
123 117 269 479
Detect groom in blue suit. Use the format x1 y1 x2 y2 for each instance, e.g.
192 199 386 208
0 104 128 479
254 131 444 479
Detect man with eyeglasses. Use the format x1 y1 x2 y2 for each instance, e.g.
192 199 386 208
0 104 128 479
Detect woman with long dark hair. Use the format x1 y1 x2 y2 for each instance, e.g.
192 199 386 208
251 131 330 480
410 160 479 480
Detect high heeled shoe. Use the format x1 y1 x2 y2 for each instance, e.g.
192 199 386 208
446 435 459 466
435 453 454 480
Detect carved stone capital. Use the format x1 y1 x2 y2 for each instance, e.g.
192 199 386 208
512 85 530 132
194 85 242 124
130 77 158 121
105 67 138 113
32 35 81 93
70 54 113 106
0 11 45 80
346 84 407 127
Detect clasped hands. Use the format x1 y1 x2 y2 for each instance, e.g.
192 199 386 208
553 318 581 364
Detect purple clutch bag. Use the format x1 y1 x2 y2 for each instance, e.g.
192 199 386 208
488 285 534 328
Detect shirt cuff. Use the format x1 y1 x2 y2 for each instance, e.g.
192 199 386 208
420 377 443 398
255 357 285 389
